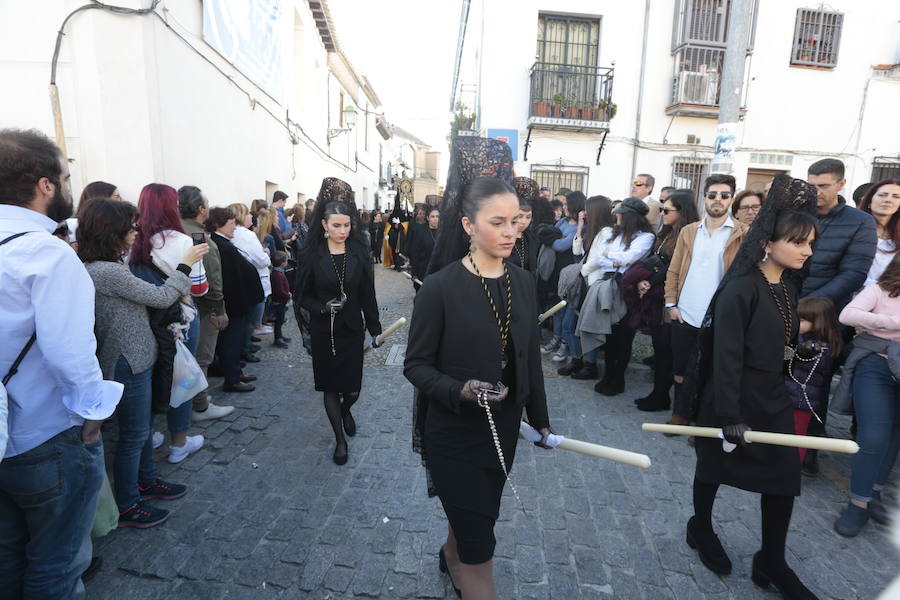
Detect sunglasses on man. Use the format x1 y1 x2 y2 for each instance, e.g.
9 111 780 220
705 191 733 200
632 181 648 187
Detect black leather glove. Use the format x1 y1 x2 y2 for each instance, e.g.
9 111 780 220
722 423 751 446
460 380 507 404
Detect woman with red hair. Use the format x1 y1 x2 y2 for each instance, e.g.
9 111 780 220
130 183 207 464
857 178 900 287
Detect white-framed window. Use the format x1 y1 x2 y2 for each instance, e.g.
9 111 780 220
791 8 843 68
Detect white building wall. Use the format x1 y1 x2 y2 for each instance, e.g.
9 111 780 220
0 0 386 209
469 0 900 198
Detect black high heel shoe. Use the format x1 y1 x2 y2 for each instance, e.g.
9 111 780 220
751 552 819 600
438 547 461 598
332 441 348 466
686 516 732 575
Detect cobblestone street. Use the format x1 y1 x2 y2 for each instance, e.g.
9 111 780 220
87 267 898 600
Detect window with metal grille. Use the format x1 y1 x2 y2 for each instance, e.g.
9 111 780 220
872 157 900 182
671 156 711 206
791 8 843 68
531 164 589 194
534 15 601 109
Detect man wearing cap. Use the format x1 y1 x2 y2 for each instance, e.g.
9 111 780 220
664 174 747 425
539 186 552 201
631 173 661 230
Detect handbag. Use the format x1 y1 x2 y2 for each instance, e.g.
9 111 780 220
0 232 35 461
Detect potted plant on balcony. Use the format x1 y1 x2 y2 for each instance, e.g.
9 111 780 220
580 103 595 121
533 99 550 117
450 101 477 138
551 93 564 118
597 99 618 121
564 98 578 119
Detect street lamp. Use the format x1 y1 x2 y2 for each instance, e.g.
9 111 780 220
328 105 358 142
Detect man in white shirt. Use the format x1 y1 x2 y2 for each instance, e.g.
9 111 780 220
663 174 747 424
0 128 122 599
631 173 661 230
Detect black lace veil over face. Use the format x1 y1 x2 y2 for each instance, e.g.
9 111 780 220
428 136 515 274
305 177 365 249
680 174 818 418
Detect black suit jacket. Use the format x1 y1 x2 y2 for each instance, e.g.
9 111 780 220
295 239 382 338
404 260 550 429
212 233 265 319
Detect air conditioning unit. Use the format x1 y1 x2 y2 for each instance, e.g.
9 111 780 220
686 134 701 145
676 71 719 105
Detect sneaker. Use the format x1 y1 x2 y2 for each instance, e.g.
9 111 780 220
139 478 187 501
253 325 274 335
552 342 569 362
540 337 561 354
192 403 235 422
152 431 164 449
834 502 869 537
118 501 170 529
167 435 204 464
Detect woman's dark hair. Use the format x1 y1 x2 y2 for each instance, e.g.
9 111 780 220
582 195 614 256
0 128 63 207
206 207 235 233
858 178 900 247
305 177 365 250
771 209 818 244
564 191 586 221
76 198 137 263
77 181 117 219
656 189 699 256
178 185 206 219
797 296 842 356
878 251 900 298
360 210 371 224
429 176 516 274
531 196 556 226
611 209 654 250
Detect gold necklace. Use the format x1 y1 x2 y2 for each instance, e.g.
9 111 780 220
468 252 512 366
757 266 795 360
514 237 526 267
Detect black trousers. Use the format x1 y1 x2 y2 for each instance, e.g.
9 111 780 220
603 323 637 384
271 302 287 340
649 322 674 400
216 313 248 385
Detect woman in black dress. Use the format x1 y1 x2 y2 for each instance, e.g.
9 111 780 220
507 177 540 272
405 137 553 599
295 178 382 465
407 206 439 291
684 175 820 600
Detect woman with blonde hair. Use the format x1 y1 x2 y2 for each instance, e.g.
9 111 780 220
229 203 271 343
256 208 277 256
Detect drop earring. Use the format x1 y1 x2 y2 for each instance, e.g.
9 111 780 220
325 231 330 239
762 252 768 262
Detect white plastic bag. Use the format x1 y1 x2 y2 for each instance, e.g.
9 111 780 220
170 339 207 408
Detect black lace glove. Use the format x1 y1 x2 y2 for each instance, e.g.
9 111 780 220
722 423 751 446
460 380 507 404
321 297 345 314
535 426 555 449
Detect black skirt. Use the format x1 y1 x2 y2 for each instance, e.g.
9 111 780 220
695 366 801 496
310 316 364 393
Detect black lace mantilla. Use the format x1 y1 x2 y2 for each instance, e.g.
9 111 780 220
513 176 540 206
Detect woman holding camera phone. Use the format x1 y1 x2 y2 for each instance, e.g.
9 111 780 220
295 178 382 465
404 137 553 600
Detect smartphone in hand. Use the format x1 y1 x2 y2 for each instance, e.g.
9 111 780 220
191 232 206 245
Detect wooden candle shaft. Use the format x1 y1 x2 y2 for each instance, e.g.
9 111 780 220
557 438 652 468
538 300 567 324
641 423 859 454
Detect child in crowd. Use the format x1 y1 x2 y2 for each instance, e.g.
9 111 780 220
270 251 292 348
786 296 842 463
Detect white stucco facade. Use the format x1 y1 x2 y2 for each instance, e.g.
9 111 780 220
459 0 900 198
0 0 399 209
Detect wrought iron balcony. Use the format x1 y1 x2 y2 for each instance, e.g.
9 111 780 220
528 62 614 131
666 44 724 118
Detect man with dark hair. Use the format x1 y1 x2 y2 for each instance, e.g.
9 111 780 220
631 173 660 229
272 190 290 233
179 186 234 422
0 128 123 597
801 158 876 475
665 174 745 421
539 186 552 200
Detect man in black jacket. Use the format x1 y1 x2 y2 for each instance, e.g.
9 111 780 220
802 158 876 475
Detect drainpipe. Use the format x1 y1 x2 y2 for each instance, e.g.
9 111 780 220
630 0 652 181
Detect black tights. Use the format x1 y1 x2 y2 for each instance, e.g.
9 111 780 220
693 479 794 568
323 392 360 447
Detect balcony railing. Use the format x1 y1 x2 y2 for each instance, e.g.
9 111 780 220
529 62 614 131
667 44 725 118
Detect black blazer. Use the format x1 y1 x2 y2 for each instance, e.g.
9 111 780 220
212 233 265 319
505 228 539 272
295 239 382 338
408 225 437 280
404 260 550 429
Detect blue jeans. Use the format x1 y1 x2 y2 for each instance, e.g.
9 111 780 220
166 318 199 432
244 300 267 353
553 309 564 339
850 354 900 502
113 357 157 511
0 426 104 600
559 306 598 362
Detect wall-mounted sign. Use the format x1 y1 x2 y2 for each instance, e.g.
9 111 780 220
487 129 519 161
203 0 284 104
